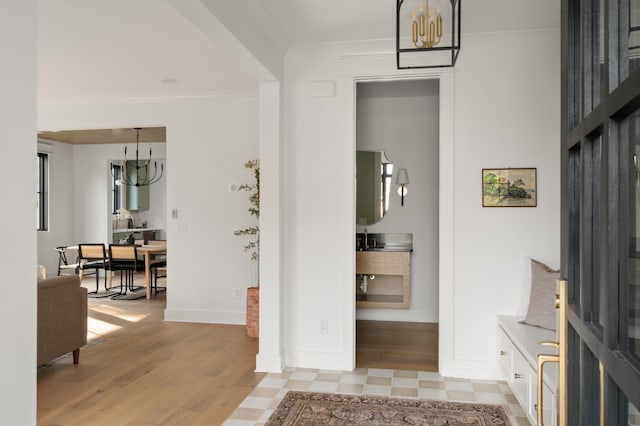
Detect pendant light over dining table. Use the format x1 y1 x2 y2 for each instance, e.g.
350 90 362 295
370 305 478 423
111 127 164 187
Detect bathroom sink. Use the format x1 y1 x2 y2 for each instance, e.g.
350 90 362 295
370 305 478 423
356 232 413 252
360 246 412 252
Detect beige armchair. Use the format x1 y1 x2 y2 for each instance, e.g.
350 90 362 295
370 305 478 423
37 275 88 366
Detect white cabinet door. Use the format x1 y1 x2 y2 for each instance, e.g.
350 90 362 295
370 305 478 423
536 384 557 426
511 348 533 410
527 362 557 425
497 328 513 376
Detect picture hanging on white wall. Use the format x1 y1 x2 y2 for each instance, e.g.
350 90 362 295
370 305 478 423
482 168 537 207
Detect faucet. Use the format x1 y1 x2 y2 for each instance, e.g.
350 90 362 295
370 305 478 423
359 274 368 293
364 228 368 249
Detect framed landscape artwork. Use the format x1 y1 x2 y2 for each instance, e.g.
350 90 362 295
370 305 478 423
482 168 537 207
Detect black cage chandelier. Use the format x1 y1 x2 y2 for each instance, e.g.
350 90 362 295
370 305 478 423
111 127 164 187
396 0 461 69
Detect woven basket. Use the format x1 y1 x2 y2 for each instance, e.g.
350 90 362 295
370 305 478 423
246 286 259 337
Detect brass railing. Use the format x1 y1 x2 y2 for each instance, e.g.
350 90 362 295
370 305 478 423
536 279 568 426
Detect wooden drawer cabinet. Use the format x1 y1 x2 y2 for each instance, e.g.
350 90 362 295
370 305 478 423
356 251 410 309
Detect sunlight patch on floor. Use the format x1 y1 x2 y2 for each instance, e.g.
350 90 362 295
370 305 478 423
87 316 122 339
90 304 148 322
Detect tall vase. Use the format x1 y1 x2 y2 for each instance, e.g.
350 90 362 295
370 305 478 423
246 286 259 337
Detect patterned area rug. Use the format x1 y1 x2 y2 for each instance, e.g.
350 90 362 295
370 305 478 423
266 391 511 426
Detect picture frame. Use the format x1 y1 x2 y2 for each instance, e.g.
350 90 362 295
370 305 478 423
482 168 537 207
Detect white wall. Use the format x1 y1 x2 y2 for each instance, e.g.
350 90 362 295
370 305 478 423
451 31 560 375
0 1 37 424
38 95 259 325
37 140 74 276
355 79 440 323
283 54 357 369
282 28 560 377
256 81 286 372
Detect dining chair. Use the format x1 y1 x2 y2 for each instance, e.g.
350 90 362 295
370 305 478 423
153 265 167 295
146 240 167 296
56 245 79 276
78 244 112 298
108 244 141 298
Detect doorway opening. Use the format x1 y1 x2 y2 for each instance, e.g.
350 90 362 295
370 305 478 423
36 126 168 334
354 79 440 371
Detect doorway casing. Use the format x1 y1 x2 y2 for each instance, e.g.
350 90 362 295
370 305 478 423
344 72 456 373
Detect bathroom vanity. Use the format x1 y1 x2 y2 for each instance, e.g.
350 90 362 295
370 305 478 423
355 233 412 309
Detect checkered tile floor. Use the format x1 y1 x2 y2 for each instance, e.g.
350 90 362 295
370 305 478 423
223 367 530 425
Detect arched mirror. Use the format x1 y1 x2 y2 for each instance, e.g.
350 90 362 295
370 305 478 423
356 150 393 225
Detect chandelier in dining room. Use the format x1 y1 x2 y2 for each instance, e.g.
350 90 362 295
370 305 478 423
111 127 164 187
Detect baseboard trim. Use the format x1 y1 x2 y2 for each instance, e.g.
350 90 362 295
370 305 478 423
256 352 284 373
285 350 351 371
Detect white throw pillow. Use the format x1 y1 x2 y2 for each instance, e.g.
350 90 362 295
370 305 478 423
520 258 559 330
517 257 533 320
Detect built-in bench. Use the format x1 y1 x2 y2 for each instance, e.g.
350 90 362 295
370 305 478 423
498 315 558 425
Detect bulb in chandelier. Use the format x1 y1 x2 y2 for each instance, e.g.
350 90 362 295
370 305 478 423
429 17 435 42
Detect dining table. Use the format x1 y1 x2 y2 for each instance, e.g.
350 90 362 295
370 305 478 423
137 245 167 300
57 243 166 300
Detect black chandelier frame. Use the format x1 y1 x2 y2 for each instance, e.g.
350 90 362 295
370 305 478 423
396 0 461 69
110 127 164 187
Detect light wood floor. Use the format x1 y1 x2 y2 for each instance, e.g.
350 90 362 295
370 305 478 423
37 277 264 426
356 320 438 371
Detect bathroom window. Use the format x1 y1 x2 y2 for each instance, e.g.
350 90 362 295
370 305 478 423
37 152 48 231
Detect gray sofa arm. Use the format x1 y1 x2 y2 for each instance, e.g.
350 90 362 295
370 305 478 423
37 275 88 366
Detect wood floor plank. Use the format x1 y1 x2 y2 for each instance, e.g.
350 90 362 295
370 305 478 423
37 278 263 426
40 282 439 423
356 320 439 371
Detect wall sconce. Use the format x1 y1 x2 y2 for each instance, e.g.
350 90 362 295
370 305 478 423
396 168 409 206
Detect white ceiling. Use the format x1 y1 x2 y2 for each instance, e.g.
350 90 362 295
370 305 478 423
37 0 560 102
37 0 257 101
243 0 560 45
